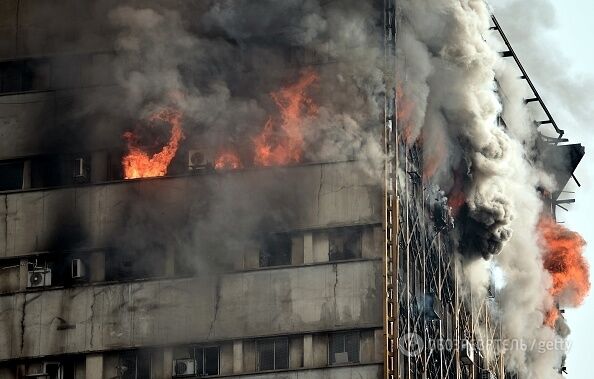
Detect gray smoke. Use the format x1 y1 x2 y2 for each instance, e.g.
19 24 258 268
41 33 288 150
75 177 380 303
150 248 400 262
82 0 387 273
397 0 568 378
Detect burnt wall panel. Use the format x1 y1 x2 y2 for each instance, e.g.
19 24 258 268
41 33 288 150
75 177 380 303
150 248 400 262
0 162 381 259
0 0 17 59
0 93 56 160
0 260 382 361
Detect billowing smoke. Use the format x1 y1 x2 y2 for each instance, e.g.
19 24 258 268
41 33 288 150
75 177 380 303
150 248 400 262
397 0 514 260
30 0 588 377
70 0 387 273
397 0 587 378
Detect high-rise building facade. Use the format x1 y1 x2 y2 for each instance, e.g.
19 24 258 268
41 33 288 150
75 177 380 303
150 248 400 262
0 1 585 379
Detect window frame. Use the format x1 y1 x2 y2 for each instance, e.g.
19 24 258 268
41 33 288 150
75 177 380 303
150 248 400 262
328 227 363 262
193 345 220 377
256 337 289 372
328 331 361 365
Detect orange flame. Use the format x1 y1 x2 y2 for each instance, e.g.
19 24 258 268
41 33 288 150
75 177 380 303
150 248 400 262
122 108 184 179
254 70 318 166
215 151 242 170
422 127 447 181
544 307 560 328
539 215 590 326
396 84 415 145
447 168 466 216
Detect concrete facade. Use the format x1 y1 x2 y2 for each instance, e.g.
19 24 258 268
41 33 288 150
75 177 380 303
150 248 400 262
0 1 386 378
0 261 382 361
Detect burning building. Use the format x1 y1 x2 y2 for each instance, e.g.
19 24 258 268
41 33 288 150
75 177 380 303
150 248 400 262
0 1 587 379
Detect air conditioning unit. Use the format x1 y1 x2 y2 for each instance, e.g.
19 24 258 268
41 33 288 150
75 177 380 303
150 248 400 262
334 352 349 364
460 339 474 365
28 267 52 288
173 359 197 377
71 259 85 279
188 150 207 170
73 158 86 178
24 361 61 378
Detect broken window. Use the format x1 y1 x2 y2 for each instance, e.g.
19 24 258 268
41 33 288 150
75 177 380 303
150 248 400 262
328 228 362 261
257 337 289 371
259 234 291 267
329 331 360 365
0 160 23 191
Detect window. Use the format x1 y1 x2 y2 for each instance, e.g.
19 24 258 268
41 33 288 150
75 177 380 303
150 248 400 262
257 337 289 371
194 346 219 376
44 362 62 379
329 228 362 261
0 59 49 94
0 161 23 191
329 331 360 365
259 234 291 267
117 350 152 379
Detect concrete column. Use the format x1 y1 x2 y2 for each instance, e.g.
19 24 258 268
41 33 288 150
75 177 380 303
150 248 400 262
85 353 103 379
360 330 375 363
163 348 173 378
374 329 384 363
233 340 243 374
291 235 304 265
18 258 28 290
89 251 105 283
91 151 108 183
313 232 329 263
22 160 31 189
164 248 175 276
362 226 383 259
303 232 313 263
313 334 328 367
243 241 260 270
220 342 234 375
303 334 314 367
289 336 304 369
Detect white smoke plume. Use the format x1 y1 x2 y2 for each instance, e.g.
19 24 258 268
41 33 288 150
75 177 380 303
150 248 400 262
397 0 567 377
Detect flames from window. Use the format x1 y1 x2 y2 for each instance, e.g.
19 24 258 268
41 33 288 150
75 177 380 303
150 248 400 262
214 151 242 170
253 70 318 167
122 72 318 179
122 108 184 179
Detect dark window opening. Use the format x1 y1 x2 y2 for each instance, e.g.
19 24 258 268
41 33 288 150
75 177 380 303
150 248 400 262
25 356 83 379
0 59 49 94
257 337 289 371
44 362 61 379
195 346 220 376
259 234 291 267
329 228 362 261
0 161 23 191
118 350 152 379
329 331 360 365
106 249 167 282
31 156 64 188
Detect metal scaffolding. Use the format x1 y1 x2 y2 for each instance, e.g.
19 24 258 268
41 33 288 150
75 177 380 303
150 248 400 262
383 3 504 378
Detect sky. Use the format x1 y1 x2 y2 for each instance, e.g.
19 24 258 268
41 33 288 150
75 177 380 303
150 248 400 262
492 1 594 377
